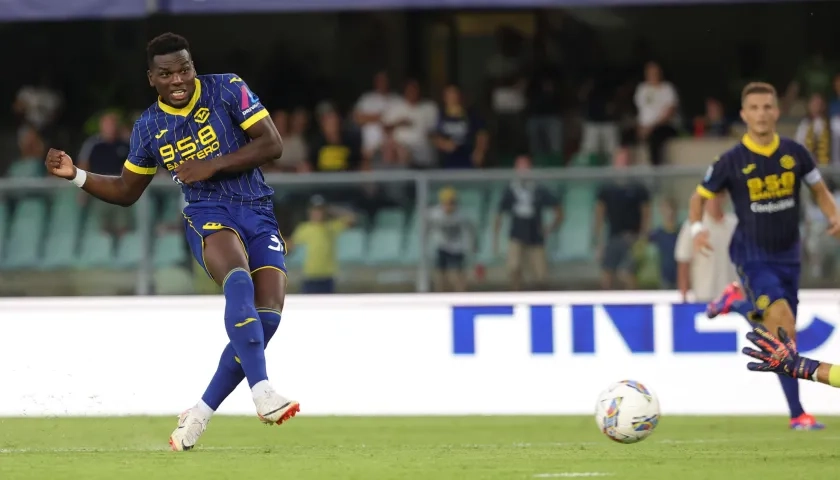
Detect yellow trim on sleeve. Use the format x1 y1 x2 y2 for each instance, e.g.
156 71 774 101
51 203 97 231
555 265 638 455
696 185 716 199
828 364 840 388
240 109 269 130
123 160 157 175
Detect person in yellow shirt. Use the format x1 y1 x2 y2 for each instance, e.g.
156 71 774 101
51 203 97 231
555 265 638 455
287 195 355 294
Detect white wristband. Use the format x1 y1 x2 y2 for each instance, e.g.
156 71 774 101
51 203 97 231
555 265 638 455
70 168 87 188
689 222 705 238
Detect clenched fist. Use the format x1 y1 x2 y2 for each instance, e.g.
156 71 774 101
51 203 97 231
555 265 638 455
45 148 76 179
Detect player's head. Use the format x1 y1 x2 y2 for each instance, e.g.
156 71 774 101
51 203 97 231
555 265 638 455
740 82 779 136
438 187 458 213
807 93 826 119
146 33 196 108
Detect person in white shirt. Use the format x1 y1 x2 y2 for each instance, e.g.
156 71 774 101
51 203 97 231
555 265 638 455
382 79 439 168
353 71 401 158
427 187 477 292
674 193 737 302
803 178 840 279
794 93 840 167
634 62 680 165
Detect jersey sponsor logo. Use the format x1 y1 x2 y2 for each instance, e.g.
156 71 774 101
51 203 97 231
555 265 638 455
240 85 259 112
750 197 796 213
155 129 168 139
194 107 210 124
159 125 221 170
780 155 796 170
746 172 795 202
741 164 756 175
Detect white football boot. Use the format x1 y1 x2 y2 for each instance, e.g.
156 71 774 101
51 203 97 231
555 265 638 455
253 385 300 425
169 408 209 451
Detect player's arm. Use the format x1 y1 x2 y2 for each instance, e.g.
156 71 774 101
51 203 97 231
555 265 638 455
742 324 840 388
689 158 728 253
209 116 283 174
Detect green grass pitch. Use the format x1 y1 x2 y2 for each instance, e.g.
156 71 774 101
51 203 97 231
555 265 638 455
1 416 838 479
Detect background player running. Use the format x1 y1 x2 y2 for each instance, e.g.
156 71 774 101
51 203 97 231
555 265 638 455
743 324 840 390
688 82 840 430
44 33 299 451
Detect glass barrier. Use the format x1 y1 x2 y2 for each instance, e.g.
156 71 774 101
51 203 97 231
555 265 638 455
2 165 840 296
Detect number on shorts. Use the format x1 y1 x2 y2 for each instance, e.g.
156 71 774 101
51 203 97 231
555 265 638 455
268 234 284 253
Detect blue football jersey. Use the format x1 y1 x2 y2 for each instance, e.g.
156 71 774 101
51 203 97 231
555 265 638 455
124 73 274 206
697 134 822 264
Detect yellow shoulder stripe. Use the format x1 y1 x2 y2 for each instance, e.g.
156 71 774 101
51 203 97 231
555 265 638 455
123 160 157 175
696 185 716 199
240 109 269 131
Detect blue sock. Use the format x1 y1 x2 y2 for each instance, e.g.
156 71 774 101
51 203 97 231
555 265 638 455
730 300 754 321
201 308 281 410
222 268 267 388
778 374 805 418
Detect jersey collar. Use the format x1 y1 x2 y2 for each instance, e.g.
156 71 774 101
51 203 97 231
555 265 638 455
741 133 780 157
157 78 201 117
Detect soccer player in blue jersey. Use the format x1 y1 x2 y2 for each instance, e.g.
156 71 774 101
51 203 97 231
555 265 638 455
44 33 299 450
688 82 840 430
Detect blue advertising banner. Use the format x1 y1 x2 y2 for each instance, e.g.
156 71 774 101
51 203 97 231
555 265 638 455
0 0 148 21
164 0 807 14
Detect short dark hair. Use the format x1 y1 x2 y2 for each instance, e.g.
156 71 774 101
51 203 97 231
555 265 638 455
146 33 191 67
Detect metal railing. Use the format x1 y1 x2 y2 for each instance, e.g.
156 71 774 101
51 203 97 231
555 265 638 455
2 164 837 295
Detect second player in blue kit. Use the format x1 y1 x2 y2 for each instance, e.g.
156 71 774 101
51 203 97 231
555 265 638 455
44 33 299 451
689 82 840 430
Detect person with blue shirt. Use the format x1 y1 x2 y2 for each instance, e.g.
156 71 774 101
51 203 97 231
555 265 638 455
433 85 489 169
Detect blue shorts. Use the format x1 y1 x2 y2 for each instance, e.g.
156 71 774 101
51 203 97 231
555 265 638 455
736 261 800 319
183 201 287 281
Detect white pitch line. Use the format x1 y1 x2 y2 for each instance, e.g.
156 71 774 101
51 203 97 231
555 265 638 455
534 474 613 478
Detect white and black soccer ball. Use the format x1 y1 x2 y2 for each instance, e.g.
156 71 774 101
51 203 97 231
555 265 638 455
595 380 661 444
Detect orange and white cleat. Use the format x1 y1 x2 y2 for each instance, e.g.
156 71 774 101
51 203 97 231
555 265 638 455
169 408 209 451
255 390 300 426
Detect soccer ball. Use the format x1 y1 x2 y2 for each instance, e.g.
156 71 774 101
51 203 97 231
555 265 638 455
594 380 660 444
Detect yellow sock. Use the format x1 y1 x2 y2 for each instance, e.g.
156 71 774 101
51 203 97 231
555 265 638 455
829 365 840 388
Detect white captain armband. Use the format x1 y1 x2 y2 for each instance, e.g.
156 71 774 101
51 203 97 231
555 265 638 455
70 168 87 188
689 222 705 238
804 168 823 186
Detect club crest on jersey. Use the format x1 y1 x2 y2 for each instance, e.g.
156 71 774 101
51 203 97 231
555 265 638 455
780 155 795 170
704 165 713 182
194 107 210 124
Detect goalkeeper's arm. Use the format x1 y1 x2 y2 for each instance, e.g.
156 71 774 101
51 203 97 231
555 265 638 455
742 323 840 388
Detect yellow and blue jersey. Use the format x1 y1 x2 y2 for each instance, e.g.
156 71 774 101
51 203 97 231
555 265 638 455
125 73 273 206
697 134 822 265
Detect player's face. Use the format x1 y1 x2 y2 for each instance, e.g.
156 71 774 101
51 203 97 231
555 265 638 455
148 50 197 108
740 93 779 136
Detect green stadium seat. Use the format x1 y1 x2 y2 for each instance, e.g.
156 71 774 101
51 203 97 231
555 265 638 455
41 189 83 270
401 214 421 265
158 192 184 226
336 228 366 265
374 208 406 229
457 188 484 210
76 232 115 269
0 199 7 261
114 231 143 269
154 232 188 268
6 159 43 178
2 198 47 269
554 185 596 261
366 227 404 265
154 267 195 295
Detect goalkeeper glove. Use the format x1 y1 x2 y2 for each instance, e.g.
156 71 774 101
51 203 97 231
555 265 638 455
741 324 820 380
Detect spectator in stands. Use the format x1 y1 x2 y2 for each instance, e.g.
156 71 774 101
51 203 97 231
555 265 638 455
634 61 680 166
77 112 132 238
433 85 488 169
795 93 840 166
647 198 679 289
288 195 356 294
829 74 840 119
693 97 732 138
494 155 562 291
7 126 45 177
12 76 62 141
579 66 620 159
310 107 363 172
485 26 528 159
353 71 401 161
784 52 835 106
427 187 477 292
674 193 737 302
592 147 650 289
268 109 309 172
382 79 439 169
526 68 563 158
803 178 840 280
